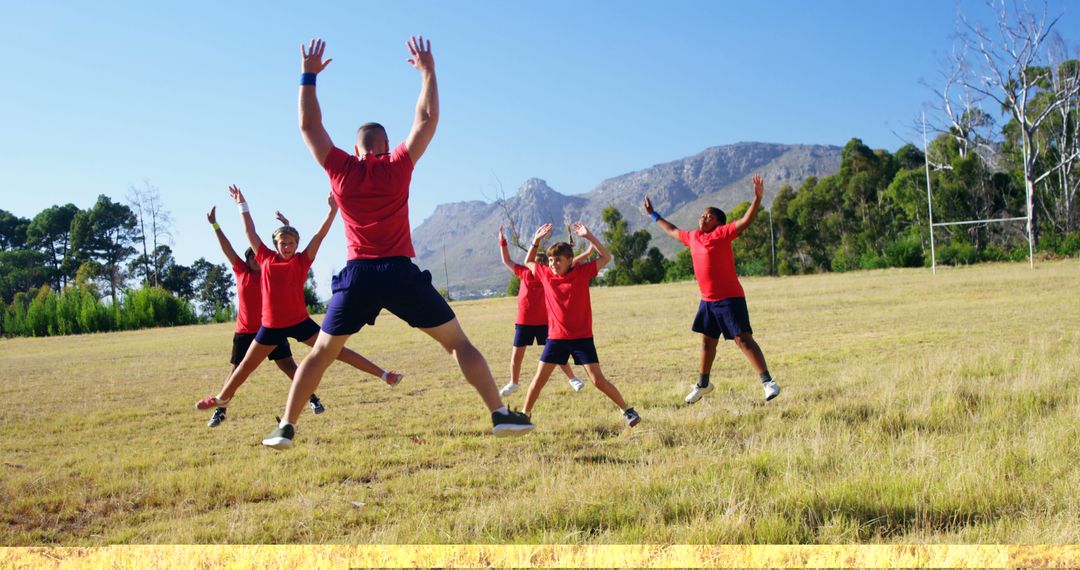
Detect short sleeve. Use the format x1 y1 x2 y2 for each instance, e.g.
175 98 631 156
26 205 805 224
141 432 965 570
712 223 740 241
677 230 692 247
578 260 599 281
389 142 414 171
230 258 245 275
256 243 275 263
296 251 314 273
323 147 351 190
511 263 531 280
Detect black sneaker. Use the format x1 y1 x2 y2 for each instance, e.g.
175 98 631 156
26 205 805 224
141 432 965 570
262 423 295 450
623 407 641 427
491 410 535 437
308 394 325 414
207 407 227 428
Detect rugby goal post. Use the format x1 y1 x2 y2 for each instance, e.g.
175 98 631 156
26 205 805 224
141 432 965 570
922 113 1033 274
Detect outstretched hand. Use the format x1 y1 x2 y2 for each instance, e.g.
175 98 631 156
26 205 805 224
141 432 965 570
275 211 290 226
642 195 654 215
532 223 553 244
301 38 333 74
327 193 338 211
572 222 591 239
752 175 764 200
228 185 246 205
406 35 434 74
207 206 217 225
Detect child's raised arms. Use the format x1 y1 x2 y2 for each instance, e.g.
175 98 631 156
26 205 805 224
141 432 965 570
229 185 268 255
525 223 553 272
207 206 243 266
498 225 517 271
571 222 612 270
642 195 682 240
300 193 339 261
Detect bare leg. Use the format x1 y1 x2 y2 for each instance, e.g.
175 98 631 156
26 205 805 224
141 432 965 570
582 363 629 410
218 341 277 402
282 331 351 424
273 357 299 379
558 363 576 380
299 334 385 378
508 345 527 384
700 335 719 375
733 333 768 374
522 361 557 415
421 318 503 412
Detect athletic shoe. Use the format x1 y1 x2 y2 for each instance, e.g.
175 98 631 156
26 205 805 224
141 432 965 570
207 407 227 428
492 410 535 437
384 372 404 387
308 394 325 414
196 395 229 410
763 380 781 401
623 407 642 427
262 423 295 450
500 382 520 397
568 378 586 392
684 383 714 404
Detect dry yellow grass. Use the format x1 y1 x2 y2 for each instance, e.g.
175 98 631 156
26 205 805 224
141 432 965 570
1 260 1077 554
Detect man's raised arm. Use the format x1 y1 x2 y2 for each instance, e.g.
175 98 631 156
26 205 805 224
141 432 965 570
404 35 439 164
299 38 335 166
643 195 682 240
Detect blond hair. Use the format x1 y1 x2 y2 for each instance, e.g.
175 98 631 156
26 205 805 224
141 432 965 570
273 226 300 245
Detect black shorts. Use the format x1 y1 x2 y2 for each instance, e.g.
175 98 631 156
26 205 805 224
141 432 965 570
513 324 549 347
322 257 456 336
692 297 753 340
540 337 599 365
253 318 322 346
230 333 291 365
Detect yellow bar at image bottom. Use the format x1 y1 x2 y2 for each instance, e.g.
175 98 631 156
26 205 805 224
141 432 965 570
1 544 1078 569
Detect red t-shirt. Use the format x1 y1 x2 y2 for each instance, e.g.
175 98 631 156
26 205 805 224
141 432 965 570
534 261 599 340
679 224 745 301
511 263 548 326
323 143 415 259
231 259 262 334
255 244 313 328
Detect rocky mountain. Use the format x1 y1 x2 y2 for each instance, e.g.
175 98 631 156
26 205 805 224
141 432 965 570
411 142 842 297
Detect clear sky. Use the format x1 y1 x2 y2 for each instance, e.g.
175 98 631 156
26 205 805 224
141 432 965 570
2 0 1077 295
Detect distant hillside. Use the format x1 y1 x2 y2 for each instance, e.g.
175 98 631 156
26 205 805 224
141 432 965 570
411 142 841 297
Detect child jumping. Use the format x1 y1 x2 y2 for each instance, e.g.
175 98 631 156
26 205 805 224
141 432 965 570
203 206 325 427
643 174 780 404
520 222 641 428
497 225 588 396
196 185 402 414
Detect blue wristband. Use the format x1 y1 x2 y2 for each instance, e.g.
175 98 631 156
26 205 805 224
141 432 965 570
300 73 317 86
650 211 662 222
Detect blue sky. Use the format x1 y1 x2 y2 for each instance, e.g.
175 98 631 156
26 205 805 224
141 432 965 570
2 0 1077 294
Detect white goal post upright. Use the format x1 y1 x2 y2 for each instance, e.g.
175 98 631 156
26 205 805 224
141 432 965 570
921 114 1034 273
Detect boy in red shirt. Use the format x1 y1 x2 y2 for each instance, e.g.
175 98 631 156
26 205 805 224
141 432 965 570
520 222 641 428
203 206 326 427
263 36 533 450
643 175 780 404
497 226 589 396
195 186 401 414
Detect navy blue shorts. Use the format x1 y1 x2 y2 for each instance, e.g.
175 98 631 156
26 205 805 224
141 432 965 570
253 317 322 346
322 257 456 336
692 297 753 340
231 333 291 365
513 324 549 347
540 337 599 365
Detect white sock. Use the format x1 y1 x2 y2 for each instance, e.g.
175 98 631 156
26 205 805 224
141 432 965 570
494 406 509 415
215 395 230 405
279 419 293 429
381 370 389 381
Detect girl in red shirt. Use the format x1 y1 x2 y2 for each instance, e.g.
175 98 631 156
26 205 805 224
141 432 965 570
196 185 402 413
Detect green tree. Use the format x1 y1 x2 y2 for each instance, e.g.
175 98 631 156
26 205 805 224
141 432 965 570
506 274 520 296
27 203 80 290
70 195 139 304
601 206 663 285
0 210 30 251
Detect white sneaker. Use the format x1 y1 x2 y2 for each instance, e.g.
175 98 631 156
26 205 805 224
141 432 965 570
568 378 585 392
685 383 714 404
763 380 781 401
500 382 520 397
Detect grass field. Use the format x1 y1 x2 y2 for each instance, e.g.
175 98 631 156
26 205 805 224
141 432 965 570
1 260 1078 546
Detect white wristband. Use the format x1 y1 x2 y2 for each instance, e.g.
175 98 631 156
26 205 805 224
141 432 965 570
238 202 250 214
